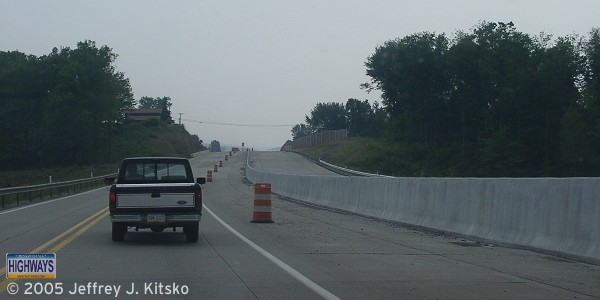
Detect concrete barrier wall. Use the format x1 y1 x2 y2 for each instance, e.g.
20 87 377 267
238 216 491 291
246 162 600 264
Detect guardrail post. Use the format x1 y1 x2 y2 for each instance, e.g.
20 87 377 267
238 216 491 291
16 193 20 206
2 196 4 209
29 191 32 202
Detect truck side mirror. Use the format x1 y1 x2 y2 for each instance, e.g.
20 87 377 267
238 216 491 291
197 177 206 185
104 177 116 185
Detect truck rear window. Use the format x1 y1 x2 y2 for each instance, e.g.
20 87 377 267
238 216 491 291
121 161 192 183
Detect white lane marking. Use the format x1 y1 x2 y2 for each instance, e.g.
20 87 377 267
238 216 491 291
0 187 105 215
203 204 341 300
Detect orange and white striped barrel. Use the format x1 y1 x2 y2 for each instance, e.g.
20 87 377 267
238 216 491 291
252 183 273 223
219 160 223 167
225 155 228 161
213 164 218 172
207 170 213 182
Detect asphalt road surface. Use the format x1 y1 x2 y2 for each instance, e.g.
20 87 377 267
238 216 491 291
1 151 599 299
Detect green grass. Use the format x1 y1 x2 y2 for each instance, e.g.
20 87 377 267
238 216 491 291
293 137 477 177
293 137 398 175
0 122 205 188
0 164 118 188
110 122 204 160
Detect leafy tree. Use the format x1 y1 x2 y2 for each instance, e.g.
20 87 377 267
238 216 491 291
294 99 386 140
0 41 135 168
560 28 600 175
209 140 221 152
0 41 209 170
305 102 347 132
41 41 135 165
530 35 584 173
345 98 371 136
291 123 313 140
138 96 173 122
345 98 386 137
0 51 48 168
365 32 450 145
361 22 598 176
446 31 486 163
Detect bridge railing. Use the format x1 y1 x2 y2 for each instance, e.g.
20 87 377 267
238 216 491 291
0 173 117 210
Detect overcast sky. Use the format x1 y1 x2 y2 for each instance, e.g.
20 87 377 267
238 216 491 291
1 1 599 149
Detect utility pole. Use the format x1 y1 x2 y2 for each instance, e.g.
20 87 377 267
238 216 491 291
179 113 183 125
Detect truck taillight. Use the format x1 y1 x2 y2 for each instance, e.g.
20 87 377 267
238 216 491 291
195 191 202 207
109 191 117 208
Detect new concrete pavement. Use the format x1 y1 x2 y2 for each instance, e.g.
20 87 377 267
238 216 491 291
0 151 598 299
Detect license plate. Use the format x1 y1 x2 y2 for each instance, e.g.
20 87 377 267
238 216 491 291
147 214 166 223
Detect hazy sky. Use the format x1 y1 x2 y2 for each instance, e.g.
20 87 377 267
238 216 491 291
1 1 598 149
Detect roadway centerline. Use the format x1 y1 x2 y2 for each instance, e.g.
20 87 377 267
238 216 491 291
0 207 109 294
203 204 341 300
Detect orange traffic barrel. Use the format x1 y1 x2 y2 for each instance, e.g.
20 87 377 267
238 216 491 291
207 170 213 182
252 183 273 223
219 160 223 167
225 155 228 161
214 164 218 172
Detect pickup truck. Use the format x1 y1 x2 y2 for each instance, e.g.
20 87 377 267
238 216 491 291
106 157 206 242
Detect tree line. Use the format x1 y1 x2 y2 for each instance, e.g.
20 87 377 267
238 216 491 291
292 99 386 139
294 22 600 177
0 40 201 169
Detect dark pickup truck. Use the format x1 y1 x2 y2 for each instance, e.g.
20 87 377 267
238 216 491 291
106 157 206 242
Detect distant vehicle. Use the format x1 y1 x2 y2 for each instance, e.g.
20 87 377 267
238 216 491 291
105 157 206 242
232 147 240 152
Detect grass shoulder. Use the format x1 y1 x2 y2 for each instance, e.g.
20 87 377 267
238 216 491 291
293 137 396 176
292 137 463 177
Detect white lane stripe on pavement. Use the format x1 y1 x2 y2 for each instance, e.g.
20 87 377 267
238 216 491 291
0 187 105 215
203 204 341 300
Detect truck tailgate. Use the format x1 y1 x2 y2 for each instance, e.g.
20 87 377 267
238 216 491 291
114 183 197 208
117 193 195 208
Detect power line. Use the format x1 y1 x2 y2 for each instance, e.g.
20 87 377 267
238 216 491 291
180 118 294 128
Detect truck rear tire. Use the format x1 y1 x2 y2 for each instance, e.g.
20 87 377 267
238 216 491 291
112 223 126 242
185 223 199 243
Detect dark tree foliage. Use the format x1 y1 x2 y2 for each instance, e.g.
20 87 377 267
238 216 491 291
209 140 221 152
138 96 173 122
305 102 347 132
345 98 386 137
365 32 450 146
291 123 313 140
364 22 600 177
0 41 135 168
560 28 600 176
291 99 387 140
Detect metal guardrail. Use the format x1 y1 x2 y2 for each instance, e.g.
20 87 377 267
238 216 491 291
318 159 395 178
0 173 117 210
